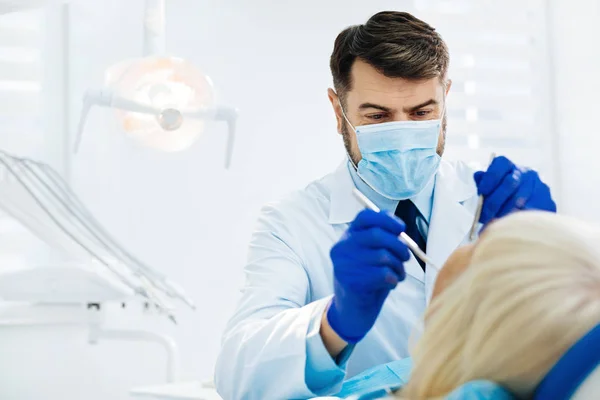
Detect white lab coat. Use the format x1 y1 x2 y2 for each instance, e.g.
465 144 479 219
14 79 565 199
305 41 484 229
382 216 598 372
215 160 479 400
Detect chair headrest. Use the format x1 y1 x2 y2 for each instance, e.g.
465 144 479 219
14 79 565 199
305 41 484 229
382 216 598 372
534 323 600 400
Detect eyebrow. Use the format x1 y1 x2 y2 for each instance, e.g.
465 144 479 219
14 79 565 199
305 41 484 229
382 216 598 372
404 99 438 113
358 99 439 113
358 102 393 112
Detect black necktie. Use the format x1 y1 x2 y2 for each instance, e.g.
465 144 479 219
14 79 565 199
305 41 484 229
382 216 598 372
394 200 427 270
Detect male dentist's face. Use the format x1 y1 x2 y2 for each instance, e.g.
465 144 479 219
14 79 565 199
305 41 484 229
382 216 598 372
328 59 449 166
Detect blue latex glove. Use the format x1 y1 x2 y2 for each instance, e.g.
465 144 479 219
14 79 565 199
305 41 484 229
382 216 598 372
474 156 556 226
327 209 410 343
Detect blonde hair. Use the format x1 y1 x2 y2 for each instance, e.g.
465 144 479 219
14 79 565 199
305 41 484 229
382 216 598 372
401 211 600 399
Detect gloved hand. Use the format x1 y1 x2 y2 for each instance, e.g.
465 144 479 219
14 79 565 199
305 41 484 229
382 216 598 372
474 156 556 226
327 209 410 344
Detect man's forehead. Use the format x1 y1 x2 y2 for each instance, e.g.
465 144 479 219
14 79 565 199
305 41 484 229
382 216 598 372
346 60 444 108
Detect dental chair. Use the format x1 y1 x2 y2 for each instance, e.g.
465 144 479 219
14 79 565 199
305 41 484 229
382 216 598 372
324 323 600 400
534 323 600 400
130 323 600 400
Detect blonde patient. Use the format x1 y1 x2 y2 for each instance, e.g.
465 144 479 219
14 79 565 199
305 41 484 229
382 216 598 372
397 211 600 399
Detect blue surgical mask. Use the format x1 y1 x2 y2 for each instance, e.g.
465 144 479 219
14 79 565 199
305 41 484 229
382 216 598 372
341 105 442 200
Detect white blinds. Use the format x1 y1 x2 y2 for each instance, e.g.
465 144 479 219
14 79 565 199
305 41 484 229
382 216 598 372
408 0 556 187
0 9 44 156
0 8 66 265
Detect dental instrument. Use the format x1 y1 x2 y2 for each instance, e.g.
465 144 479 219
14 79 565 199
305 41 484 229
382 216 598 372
352 188 438 269
19 156 195 310
0 150 194 323
469 152 497 241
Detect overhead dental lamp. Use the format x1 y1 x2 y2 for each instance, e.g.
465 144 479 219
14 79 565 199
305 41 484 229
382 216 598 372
74 0 238 167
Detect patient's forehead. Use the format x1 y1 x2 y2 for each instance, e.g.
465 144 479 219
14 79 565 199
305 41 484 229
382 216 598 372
432 244 476 299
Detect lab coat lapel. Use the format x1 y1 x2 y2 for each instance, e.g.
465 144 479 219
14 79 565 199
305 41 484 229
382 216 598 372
426 162 477 296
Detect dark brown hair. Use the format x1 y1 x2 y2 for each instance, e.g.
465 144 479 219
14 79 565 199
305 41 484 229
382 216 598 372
330 11 449 104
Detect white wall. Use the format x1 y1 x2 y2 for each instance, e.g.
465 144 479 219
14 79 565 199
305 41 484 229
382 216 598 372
549 0 600 218
1 1 598 399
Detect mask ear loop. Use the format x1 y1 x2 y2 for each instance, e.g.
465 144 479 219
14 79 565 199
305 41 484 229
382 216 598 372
338 100 356 133
338 99 361 171
434 95 448 153
438 94 448 126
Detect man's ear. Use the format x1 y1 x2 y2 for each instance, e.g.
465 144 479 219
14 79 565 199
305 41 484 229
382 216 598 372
328 88 343 135
445 79 452 96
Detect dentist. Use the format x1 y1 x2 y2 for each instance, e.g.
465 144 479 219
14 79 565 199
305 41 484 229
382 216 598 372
215 10 556 400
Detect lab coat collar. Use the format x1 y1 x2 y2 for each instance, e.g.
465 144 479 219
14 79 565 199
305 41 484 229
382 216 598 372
328 159 473 225
328 161 365 225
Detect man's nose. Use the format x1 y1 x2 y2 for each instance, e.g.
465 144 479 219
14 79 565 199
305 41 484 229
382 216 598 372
393 113 412 122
